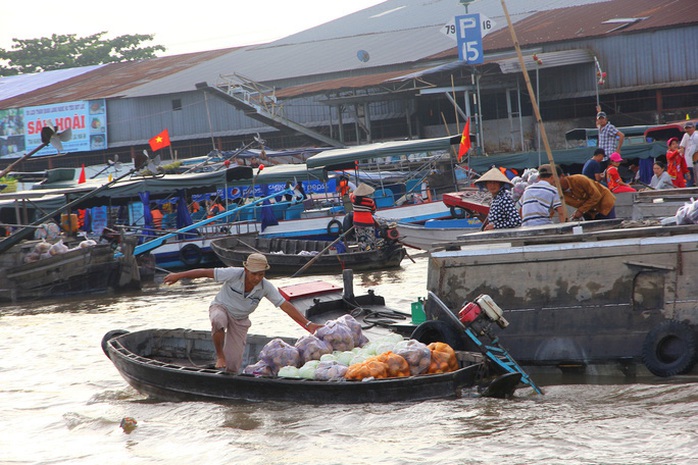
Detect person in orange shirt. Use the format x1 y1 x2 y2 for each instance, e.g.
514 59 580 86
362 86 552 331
666 137 689 188
605 152 636 193
151 206 163 229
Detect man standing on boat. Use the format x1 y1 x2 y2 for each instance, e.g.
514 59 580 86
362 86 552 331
596 107 624 157
163 253 322 373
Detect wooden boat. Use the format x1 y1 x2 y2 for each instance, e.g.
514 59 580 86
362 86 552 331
101 274 531 403
0 236 140 303
101 328 503 403
396 218 482 252
425 222 698 380
210 234 406 275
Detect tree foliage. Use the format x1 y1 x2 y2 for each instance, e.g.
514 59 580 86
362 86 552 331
0 32 166 76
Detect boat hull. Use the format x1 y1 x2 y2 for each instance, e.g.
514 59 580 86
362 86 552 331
103 328 484 404
0 241 123 302
210 235 406 275
427 224 698 378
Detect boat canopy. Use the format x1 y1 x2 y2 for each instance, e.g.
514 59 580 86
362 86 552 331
467 141 667 173
306 135 460 171
246 163 326 185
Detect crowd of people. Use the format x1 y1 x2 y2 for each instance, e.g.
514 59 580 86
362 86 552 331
475 111 698 231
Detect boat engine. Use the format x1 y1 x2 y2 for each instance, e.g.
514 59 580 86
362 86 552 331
458 294 509 335
377 221 400 243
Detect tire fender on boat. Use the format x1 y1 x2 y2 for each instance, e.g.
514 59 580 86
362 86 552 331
450 206 466 219
410 320 468 350
641 320 698 377
179 243 202 267
327 219 343 235
101 329 130 358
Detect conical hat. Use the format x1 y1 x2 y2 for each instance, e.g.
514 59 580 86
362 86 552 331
474 167 513 186
354 183 375 196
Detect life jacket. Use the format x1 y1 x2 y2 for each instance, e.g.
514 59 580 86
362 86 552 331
351 195 376 225
338 178 350 196
207 203 224 218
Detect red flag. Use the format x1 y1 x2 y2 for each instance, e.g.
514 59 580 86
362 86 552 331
149 129 171 152
458 118 471 161
78 164 86 184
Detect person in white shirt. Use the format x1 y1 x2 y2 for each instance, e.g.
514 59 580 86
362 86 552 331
648 161 675 190
163 253 322 372
520 164 565 227
679 121 698 186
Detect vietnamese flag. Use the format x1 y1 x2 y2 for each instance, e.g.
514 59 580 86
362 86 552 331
78 164 86 184
457 118 471 161
149 129 171 152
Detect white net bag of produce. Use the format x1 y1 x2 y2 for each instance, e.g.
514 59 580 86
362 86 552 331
394 339 432 375
336 314 369 347
299 360 320 379
259 338 300 375
277 366 301 378
294 334 332 363
315 320 355 352
242 360 274 377
363 333 404 356
334 350 356 366
314 360 348 381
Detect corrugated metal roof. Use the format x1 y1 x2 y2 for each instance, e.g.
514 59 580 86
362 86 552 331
483 0 698 51
271 69 431 99
496 49 595 73
0 0 691 109
0 65 103 101
0 48 236 108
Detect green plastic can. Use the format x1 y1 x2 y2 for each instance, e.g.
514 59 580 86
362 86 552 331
411 299 426 324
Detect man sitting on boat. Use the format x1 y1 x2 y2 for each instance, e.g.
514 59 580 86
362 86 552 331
163 253 322 372
351 183 378 250
520 164 565 227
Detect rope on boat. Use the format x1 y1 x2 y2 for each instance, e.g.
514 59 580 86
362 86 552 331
345 298 411 330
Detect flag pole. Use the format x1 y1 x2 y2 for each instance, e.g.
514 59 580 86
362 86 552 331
500 0 567 219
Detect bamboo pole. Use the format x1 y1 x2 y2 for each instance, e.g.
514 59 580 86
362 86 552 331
500 0 567 219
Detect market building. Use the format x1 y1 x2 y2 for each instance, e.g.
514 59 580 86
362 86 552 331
1 0 697 172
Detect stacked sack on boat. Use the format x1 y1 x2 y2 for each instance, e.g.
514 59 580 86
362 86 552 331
242 314 460 381
23 238 98 263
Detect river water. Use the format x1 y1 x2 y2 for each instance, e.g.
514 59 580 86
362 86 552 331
2 254 697 465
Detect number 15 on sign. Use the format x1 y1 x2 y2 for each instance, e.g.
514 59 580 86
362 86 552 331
455 14 484 64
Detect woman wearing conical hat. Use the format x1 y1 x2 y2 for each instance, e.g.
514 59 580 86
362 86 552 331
474 167 522 231
351 183 377 250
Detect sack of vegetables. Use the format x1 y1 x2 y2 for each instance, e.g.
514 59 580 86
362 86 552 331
315 319 355 352
336 314 369 347
314 360 349 381
345 358 390 380
295 334 332 363
375 351 411 378
394 339 432 375
258 338 301 375
426 342 459 374
242 360 274 376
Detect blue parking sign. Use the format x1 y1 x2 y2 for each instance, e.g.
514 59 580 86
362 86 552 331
456 14 483 64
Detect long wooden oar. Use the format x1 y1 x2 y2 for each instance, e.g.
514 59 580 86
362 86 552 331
292 226 354 278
